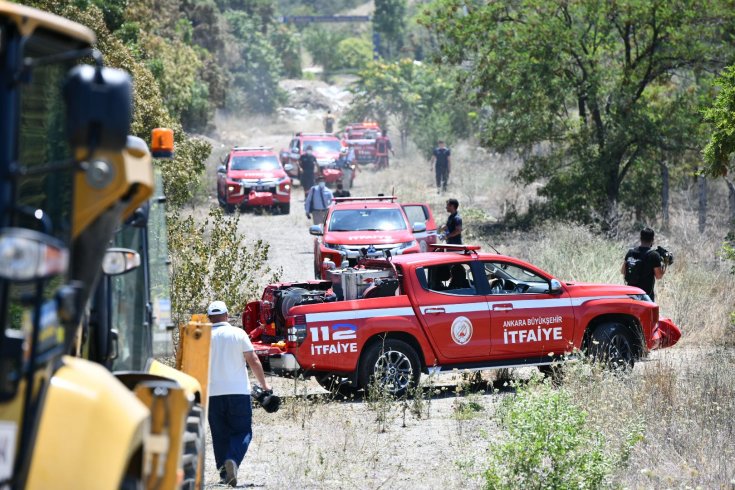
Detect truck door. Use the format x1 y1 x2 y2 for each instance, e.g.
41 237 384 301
482 261 575 360
217 153 229 197
414 262 491 361
402 203 438 252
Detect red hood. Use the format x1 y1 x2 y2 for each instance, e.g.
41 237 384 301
323 229 415 246
228 169 286 180
564 282 645 297
313 150 339 160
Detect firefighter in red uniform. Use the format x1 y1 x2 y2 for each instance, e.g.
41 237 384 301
375 129 394 170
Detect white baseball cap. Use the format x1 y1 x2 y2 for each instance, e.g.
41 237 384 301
207 301 228 316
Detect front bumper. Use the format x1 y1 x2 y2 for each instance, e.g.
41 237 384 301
228 190 289 207
649 317 682 350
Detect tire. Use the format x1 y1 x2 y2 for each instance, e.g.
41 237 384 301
315 374 359 398
359 338 420 397
279 202 290 214
589 322 636 370
180 404 205 490
224 203 235 214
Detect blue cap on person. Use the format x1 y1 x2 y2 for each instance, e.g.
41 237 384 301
207 300 228 316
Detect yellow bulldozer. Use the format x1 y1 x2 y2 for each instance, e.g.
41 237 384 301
0 3 211 488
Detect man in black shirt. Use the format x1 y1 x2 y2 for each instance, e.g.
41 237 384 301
621 227 665 301
440 198 463 244
299 145 317 194
430 140 451 193
333 182 350 198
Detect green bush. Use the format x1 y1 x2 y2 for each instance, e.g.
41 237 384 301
335 37 373 70
485 381 639 489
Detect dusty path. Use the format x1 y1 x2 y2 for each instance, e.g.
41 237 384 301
199 81 505 488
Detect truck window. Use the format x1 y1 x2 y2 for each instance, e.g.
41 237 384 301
417 264 478 296
484 261 550 295
403 205 428 226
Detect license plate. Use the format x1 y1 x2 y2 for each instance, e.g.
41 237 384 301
0 421 17 480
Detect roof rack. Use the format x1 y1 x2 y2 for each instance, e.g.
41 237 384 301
295 132 334 137
232 146 273 151
428 244 482 254
333 195 397 203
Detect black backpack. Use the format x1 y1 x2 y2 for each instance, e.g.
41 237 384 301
624 248 650 286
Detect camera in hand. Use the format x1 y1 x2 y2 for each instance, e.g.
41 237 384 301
656 246 674 266
252 384 280 413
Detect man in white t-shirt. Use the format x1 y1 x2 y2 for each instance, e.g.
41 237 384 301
206 300 271 487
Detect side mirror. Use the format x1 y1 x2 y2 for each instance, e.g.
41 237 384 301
548 279 563 294
217 165 226 174
64 65 132 151
102 248 141 275
412 222 427 233
309 225 323 236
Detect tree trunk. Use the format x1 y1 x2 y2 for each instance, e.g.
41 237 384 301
726 178 735 230
698 173 707 233
660 162 669 231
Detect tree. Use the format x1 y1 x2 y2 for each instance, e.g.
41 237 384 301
704 65 735 227
347 59 464 154
421 0 734 227
373 0 406 60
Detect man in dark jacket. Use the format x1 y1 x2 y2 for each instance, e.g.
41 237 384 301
299 145 317 194
621 227 666 301
430 140 451 193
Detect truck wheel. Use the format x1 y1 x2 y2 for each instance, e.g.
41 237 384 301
181 404 205 490
315 375 359 398
589 322 635 370
279 203 290 214
224 203 235 214
359 338 420 397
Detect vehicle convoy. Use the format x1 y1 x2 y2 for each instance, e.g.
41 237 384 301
282 132 349 187
0 4 207 489
244 245 682 396
308 196 438 279
342 122 382 164
217 146 292 214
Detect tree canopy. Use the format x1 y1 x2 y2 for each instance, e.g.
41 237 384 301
421 0 735 225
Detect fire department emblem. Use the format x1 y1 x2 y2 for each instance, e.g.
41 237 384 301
451 316 473 345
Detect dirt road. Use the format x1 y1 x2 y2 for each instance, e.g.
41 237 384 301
200 82 505 488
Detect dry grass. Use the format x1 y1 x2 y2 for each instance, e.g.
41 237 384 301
197 121 735 487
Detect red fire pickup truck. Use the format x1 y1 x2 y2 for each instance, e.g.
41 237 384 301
244 245 681 396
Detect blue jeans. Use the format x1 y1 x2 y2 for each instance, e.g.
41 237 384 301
208 394 252 478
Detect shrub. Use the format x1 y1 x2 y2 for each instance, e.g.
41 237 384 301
335 37 373 70
484 380 639 489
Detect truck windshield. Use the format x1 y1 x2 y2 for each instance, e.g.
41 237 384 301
328 208 408 232
308 140 342 154
231 155 280 171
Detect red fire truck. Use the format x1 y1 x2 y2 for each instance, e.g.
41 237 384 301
243 245 681 396
342 122 382 164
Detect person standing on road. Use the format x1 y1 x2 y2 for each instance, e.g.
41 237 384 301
439 198 463 244
333 181 350 198
336 147 353 191
305 175 333 225
375 129 394 169
430 140 451 193
299 145 317 194
621 227 666 302
324 109 335 133
206 300 271 487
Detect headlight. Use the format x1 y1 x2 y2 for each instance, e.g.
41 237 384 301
398 240 418 250
0 228 69 282
324 243 347 251
628 293 652 302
